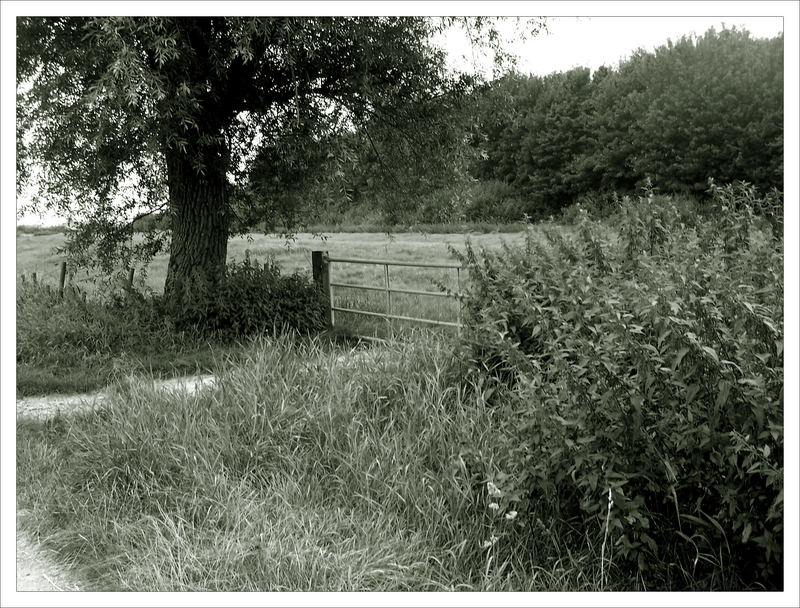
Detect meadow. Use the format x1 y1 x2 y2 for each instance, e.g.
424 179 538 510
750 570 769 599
15 188 784 592
16 228 532 290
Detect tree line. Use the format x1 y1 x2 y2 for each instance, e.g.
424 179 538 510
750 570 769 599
468 26 783 219
241 26 784 226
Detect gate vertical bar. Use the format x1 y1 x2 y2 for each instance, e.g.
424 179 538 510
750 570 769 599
324 253 334 329
384 263 392 336
456 266 462 336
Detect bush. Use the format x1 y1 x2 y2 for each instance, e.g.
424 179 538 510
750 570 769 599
170 255 326 339
454 185 783 589
465 180 533 223
17 278 162 366
415 186 469 224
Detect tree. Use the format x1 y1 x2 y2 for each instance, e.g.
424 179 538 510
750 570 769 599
471 69 598 217
469 26 783 214
589 26 783 197
17 16 542 301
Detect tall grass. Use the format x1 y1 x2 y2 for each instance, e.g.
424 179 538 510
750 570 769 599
16 332 620 591
15 278 232 396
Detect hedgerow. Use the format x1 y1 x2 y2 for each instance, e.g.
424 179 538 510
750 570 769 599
16 255 326 395
455 181 783 589
16 277 209 395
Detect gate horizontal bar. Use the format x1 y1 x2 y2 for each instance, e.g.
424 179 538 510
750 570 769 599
326 256 464 269
331 306 462 328
330 281 462 299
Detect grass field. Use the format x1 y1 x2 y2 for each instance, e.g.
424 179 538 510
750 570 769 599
16 230 533 288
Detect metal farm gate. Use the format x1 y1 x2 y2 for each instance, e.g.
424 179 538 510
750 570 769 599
311 250 464 336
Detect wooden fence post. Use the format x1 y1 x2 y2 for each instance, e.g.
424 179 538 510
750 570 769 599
312 250 324 288
312 250 332 329
58 261 67 298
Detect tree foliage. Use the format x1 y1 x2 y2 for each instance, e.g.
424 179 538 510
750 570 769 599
17 16 543 293
471 68 597 217
471 26 783 216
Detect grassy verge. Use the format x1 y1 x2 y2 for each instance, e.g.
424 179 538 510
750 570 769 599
15 278 244 397
16 332 622 591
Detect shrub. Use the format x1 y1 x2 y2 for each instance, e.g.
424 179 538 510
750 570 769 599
454 186 783 589
170 255 326 339
415 186 469 224
465 180 532 223
17 278 161 367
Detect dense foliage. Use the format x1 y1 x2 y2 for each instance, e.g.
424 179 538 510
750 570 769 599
16 257 326 395
16 278 207 395
455 181 783 589
470 27 783 218
171 255 326 338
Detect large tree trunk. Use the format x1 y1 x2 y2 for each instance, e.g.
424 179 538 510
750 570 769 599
163 145 231 304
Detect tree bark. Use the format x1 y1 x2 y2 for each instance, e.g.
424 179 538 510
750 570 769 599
163 145 231 304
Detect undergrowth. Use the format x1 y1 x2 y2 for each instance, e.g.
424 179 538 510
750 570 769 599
15 278 223 396
454 180 784 590
16 255 325 396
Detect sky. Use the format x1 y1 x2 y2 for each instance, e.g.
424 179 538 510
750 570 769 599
444 15 785 78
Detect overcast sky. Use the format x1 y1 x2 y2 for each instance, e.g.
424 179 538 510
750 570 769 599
444 15 785 77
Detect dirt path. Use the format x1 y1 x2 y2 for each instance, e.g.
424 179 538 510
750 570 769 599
16 374 216 421
15 534 82 592
15 374 216 593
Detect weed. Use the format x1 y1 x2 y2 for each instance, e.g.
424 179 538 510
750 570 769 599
456 184 783 589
